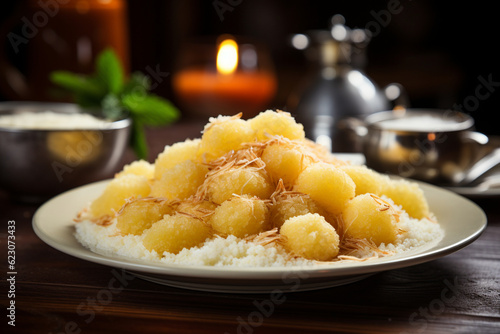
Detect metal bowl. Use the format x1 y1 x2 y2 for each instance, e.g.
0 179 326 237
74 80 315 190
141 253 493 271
0 101 131 202
352 109 488 184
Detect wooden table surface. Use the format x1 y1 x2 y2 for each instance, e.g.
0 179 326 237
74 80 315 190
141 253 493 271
1 121 499 334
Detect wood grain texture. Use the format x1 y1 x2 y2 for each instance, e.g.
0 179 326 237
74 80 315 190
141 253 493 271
1 122 499 334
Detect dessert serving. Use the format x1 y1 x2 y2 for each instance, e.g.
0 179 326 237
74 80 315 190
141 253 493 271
75 110 443 267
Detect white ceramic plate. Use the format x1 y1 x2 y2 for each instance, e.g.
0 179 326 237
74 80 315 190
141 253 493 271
33 179 487 293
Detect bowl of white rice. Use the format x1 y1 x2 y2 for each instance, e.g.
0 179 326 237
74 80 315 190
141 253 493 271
0 101 131 202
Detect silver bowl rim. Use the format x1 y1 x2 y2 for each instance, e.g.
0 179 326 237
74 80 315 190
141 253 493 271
0 101 131 132
364 108 474 133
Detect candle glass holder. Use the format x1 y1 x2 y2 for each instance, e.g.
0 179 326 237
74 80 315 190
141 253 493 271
172 36 277 119
0 0 129 101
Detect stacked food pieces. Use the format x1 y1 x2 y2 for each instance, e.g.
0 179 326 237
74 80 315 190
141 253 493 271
76 110 441 265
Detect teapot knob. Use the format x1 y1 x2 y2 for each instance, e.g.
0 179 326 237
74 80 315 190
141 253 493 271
290 33 310 50
330 14 346 26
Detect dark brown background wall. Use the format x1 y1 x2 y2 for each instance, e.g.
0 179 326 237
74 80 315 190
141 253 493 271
1 0 499 135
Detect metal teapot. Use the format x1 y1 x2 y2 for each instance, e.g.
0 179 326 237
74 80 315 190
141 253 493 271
287 15 405 152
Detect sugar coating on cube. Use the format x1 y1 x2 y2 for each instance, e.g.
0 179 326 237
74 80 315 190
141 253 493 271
198 115 255 161
340 165 389 196
262 143 310 186
271 193 328 228
381 178 430 219
209 195 270 238
295 162 356 216
206 168 274 204
117 198 174 235
90 174 150 217
342 193 398 246
150 160 208 200
280 213 340 261
143 213 212 254
115 160 155 179
154 138 200 180
249 110 305 141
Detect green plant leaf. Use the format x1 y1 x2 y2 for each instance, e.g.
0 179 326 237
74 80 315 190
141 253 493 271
121 93 179 125
49 48 180 160
50 71 105 99
131 119 148 160
101 94 124 120
96 48 124 95
122 72 151 96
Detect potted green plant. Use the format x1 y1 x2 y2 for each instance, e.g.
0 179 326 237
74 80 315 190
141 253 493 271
50 48 180 159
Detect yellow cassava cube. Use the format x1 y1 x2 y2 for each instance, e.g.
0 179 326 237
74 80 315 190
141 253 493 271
249 110 305 141
381 178 430 219
271 194 327 228
115 160 155 179
198 115 255 161
280 213 339 261
342 193 398 246
295 162 356 216
262 143 310 186
340 165 388 196
206 168 274 204
117 199 174 235
209 195 270 238
150 160 208 200
154 139 200 180
90 174 150 217
143 214 212 254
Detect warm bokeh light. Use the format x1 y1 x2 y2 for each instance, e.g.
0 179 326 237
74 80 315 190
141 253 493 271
291 34 309 50
217 39 238 75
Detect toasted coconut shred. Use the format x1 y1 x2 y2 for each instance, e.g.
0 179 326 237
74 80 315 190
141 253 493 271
75 113 444 268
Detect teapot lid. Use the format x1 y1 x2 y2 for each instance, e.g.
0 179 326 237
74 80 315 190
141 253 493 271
291 15 371 68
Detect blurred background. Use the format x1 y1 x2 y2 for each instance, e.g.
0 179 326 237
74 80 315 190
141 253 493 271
1 0 499 135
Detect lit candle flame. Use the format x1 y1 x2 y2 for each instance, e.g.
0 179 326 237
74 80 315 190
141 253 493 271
217 39 238 75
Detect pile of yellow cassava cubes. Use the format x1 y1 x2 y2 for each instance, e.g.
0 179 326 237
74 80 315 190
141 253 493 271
85 110 431 262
